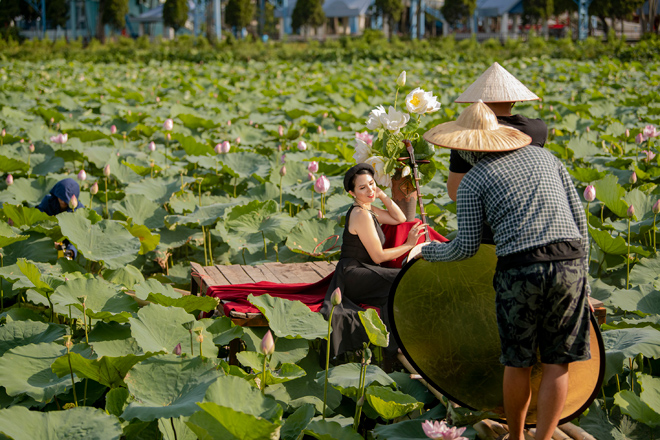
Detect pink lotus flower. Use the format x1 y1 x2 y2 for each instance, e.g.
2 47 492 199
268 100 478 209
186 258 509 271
163 119 174 131
28 144 35 153
173 343 182 356
6 174 13 185
643 124 659 140
630 171 637 184
307 161 319 173
278 125 284 137
636 133 645 144
90 182 99 195
308 172 315 181
110 125 117 134
421 420 467 440
280 166 286 177
584 185 596 202
227 120 231 126
235 137 241 144
50 133 68 144
330 288 342 306
653 199 660 215
627 204 635 219
297 140 307 151
642 150 656 163
155 96 160 102
314 175 330 194
355 131 374 146
549 105 554 111
625 129 630 138
78 170 87 181
148 141 156 152
317 125 323 134
69 194 78 210
103 164 111 177
260 330 275 356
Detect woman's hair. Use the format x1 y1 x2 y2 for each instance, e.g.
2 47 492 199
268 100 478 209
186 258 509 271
348 168 374 192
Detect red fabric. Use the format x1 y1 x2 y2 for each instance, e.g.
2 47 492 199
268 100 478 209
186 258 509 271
204 222 447 316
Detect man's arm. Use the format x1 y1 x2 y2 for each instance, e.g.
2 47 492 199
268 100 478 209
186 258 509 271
447 171 466 202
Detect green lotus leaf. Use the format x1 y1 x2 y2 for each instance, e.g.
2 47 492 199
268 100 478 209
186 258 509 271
358 308 389 348
133 278 179 300
588 228 649 256
16 258 58 293
178 113 216 130
319 363 395 399
624 189 658 220
0 154 28 173
569 167 607 184
125 177 193 205
218 152 271 179
388 371 437 406
630 256 660 288
206 316 244 346
565 136 603 158
124 222 160 254
614 390 660 427
0 221 28 248
303 419 364 440
607 284 660 316
112 194 167 230
593 174 629 218
157 225 197 251
122 160 162 177
52 350 159 389
0 406 123 440
248 294 328 340
121 354 222 422
166 202 236 227
88 322 141 358
106 387 130 418
51 277 138 319
364 385 423 420
226 200 299 244
2 204 50 229
285 219 342 257
172 133 215 156
236 350 265 372
187 402 281 440
0 320 66 357
280 404 315 440
372 418 439 439
0 342 92 402
241 327 309 367
639 373 660 417
158 416 198 440
602 328 660 383
203 375 283 422
2 233 59 265
263 363 306 385
129 304 218 357
31 153 65 176
2 176 60 206
146 292 218 314
58 209 140 269
103 265 145 290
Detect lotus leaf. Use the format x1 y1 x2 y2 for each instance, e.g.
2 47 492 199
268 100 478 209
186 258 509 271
167 202 236 227
105 387 130 418
203 375 283 421
319 364 395 399
218 152 271 179
146 292 218 313
187 403 282 440
158 416 198 440
88 321 141 358
133 278 179 300
285 219 342 257
241 327 309 366
280 403 315 440
125 177 193 205
103 265 146 290
205 316 244 347
2 234 58 265
124 223 160 254
303 419 363 440
248 294 328 340
3 206 53 231
593 174 629 218
614 390 660 427
364 386 423 420
0 320 66 356
631 256 660 289
0 342 92 402
51 277 138 319
58 210 140 269
1 176 61 206
112 194 167 229
607 284 660 316
602 328 660 383
358 308 389 348
0 406 123 440
226 200 299 244
129 304 218 357
372 419 437 439
121 354 222 421
0 221 28 248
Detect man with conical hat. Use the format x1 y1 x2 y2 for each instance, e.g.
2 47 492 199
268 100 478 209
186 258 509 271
413 101 591 440
447 62 548 206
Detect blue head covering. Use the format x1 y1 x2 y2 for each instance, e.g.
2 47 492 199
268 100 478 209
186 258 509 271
37 178 83 216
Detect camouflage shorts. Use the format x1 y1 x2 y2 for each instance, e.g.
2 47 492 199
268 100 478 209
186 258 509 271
493 259 591 368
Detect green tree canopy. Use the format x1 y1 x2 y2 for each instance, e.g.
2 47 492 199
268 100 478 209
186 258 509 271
440 0 475 28
225 0 255 30
163 0 189 30
102 0 129 28
373 0 403 37
291 0 325 33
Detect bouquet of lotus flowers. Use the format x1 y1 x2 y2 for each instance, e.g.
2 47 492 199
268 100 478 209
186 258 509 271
353 71 440 187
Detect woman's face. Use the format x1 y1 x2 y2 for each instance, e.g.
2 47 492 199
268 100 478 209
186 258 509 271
57 197 68 210
350 173 377 204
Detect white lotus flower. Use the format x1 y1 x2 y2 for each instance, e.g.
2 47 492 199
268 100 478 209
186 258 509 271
365 156 392 187
380 106 410 133
405 88 441 114
353 139 372 163
396 71 406 87
366 105 387 130
402 166 411 177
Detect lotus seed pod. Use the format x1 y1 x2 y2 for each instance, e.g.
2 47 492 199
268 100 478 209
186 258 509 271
396 70 406 87
5 174 13 185
627 204 635 219
163 118 174 131
90 182 99 195
148 141 156 152
297 140 307 151
110 125 117 134
307 161 319 173
584 185 596 202
28 143 35 153
69 194 78 210
77 169 87 181
261 330 275 356
331 288 342 306
103 164 111 177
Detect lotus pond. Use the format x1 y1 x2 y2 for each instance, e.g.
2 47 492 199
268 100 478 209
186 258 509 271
0 56 659 439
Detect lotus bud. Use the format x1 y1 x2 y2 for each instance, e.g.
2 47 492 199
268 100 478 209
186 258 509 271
318 210 324 219
65 336 73 351
586 126 590 133
28 143 35 153
260 330 275 356
323 112 328 118
338 126 342 131
110 125 117 134
227 120 231 126
331 288 342 306
197 333 204 343
653 199 660 215
314 175 330 194
317 125 323 134
308 172 315 181
636 133 645 144
103 164 111 177
166 133 171 141
90 182 99 195
5 174 13 185
50 118 55 124
549 105 554 112
584 185 596 202
278 125 284 137
630 171 637 184
249 120 253 125
148 141 156 152
281 154 286 164
1 129 4 137
357 395 365 407
625 129 630 138
69 194 78 210
539 103 543 109
297 140 307 151
156 96 160 102
627 204 635 219
78 169 87 181
307 161 319 173
163 118 174 131
100 95 104 100
173 343 182 355
396 70 406 87
235 137 241 144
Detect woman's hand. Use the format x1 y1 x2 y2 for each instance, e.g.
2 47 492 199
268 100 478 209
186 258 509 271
375 187 387 201
405 223 426 247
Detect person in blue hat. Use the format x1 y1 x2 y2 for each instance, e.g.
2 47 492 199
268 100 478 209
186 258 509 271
37 178 84 258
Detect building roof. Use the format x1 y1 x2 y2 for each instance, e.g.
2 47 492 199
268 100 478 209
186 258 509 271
275 0 374 19
132 0 196 23
477 0 523 17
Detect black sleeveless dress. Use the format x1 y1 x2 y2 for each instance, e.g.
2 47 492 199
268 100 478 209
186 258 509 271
320 205 401 357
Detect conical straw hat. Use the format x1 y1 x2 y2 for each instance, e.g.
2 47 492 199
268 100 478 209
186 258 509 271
455 62 540 103
423 101 532 152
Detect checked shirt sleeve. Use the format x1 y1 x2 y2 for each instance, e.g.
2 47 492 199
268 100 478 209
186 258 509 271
421 179 483 262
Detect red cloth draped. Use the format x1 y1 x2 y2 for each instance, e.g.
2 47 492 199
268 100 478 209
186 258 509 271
205 221 447 316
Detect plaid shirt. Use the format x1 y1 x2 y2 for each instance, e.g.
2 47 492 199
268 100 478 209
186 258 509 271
422 146 589 285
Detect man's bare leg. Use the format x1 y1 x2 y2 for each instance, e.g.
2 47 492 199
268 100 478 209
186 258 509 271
503 366 532 440
534 363 569 440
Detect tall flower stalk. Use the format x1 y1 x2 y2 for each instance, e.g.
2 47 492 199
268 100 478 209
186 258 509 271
584 185 596 266
64 336 78 407
653 200 659 252
627 205 635 290
323 288 341 419
353 343 371 431
260 331 275 394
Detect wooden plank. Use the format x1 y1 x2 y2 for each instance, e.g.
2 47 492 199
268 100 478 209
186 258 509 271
291 263 326 283
311 261 337 278
257 264 288 283
217 264 254 285
262 262 305 284
204 266 231 286
241 265 276 283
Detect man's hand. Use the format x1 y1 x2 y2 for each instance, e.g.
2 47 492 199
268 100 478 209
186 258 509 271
408 242 428 261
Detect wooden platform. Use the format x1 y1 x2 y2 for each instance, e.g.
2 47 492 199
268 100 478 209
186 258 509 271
190 261 337 326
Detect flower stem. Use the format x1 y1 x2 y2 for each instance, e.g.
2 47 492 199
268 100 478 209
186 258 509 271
279 175 283 211
585 202 592 269
262 231 267 259
104 178 108 219
323 305 336 420
190 331 194 356
261 355 268 393
627 218 631 290
653 213 657 252
67 351 78 407
394 87 399 111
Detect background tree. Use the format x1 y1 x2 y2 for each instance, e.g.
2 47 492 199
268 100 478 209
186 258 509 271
291 0 325 37
373 0 403 38
440 0 476 32
0 0 21 27
47 0 70 31
522 0 553 37
163 0 189 31
225 0 255 35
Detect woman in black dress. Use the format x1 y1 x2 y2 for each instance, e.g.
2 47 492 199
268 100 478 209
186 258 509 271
321 163 425 359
